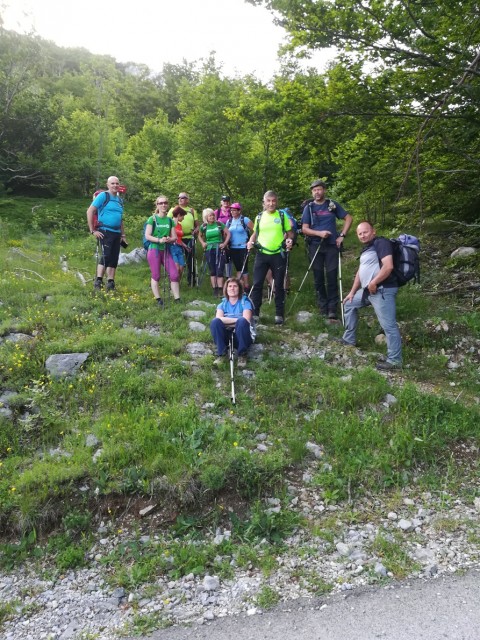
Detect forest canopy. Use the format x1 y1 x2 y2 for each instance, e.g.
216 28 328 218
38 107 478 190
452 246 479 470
1 0 479 225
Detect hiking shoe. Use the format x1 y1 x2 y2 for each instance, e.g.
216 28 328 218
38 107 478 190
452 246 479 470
376 360 402 371
174 298 181 303
328 310 337 320
106 279 115 291
93 278 103 290
237 354 248 368
156 297 164 307
331 337 355 347
275 315 284 325
214 352 227 365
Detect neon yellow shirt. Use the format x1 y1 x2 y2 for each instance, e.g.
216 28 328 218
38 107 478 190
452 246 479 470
255 210 291 254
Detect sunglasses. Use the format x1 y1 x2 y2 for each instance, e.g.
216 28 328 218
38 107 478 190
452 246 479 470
157 201 168 205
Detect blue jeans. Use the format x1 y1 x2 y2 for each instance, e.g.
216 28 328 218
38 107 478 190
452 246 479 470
210 317 252 356
343 286 402 364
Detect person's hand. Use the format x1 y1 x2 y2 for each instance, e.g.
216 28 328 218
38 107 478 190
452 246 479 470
320 231 331 239
247 241 254 250
368 282 378 295
92 230 104 239
285 238 293 250
336 235 344 248
343 291 354 303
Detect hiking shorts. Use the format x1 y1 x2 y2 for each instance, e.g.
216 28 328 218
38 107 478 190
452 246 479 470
170 244 186 267
98 230 121 268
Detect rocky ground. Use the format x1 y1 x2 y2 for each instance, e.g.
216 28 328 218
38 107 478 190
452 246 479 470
2 451 479 640
1 296 479 640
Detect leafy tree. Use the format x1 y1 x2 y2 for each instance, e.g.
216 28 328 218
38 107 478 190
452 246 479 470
249 0 480 223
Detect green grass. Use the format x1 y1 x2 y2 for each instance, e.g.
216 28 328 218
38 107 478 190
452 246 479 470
0 196 479 568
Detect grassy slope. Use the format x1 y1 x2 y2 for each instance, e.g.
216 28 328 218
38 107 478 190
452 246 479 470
0 197 479 551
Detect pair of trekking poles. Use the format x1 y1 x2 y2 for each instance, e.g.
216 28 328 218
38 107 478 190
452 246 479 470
288 242 345 326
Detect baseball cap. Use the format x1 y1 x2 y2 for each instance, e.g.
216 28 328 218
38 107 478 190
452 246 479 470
310 179 327 189
230 202 242 210
220 195 231 201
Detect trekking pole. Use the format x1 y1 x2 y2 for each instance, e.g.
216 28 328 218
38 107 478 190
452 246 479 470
338 247 345 327
198 251 208 288
284 249 290 294
189 236 196 288
288 241 322 313
268 275 274 304
228 330 236 405
214 246 220 296
238 249 250 280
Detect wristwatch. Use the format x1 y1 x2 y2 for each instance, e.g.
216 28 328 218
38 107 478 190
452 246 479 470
339 232 346 238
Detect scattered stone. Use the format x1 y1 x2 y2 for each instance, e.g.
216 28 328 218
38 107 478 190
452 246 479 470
387 512 398 520
296 311 314 323
398 519 414 532
185 342 211 357
85 434 100 448
374 334 387 345
203 576 220 591
139 505 156 517
473 497 480 512
4 332 33 343
189 321 206 331
305 442 323 459
117 247 146 265
336 542 350 556
182 310 206 319
45 353 89 378
374 562 388 577
450 247 476 258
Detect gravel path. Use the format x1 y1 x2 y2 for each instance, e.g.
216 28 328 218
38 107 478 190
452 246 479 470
2 468 479 640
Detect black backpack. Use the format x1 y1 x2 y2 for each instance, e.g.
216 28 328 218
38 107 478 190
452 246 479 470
390 234 421 286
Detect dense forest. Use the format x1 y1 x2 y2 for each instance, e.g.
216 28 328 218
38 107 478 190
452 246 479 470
1 1 479 225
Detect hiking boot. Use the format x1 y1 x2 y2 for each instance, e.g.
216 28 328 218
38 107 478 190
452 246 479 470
156 297 164 307
376 360 402 371
106 279 115 291
331 337 355 347
93 277 103 290
214 352 227 365
328 310 337 320
237 354 248 368
275 315 284 325
174 298 181 303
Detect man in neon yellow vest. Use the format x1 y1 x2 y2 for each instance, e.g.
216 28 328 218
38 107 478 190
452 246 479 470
247 191 294 325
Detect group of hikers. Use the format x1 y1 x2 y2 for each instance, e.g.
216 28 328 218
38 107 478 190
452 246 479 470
86 176 404 372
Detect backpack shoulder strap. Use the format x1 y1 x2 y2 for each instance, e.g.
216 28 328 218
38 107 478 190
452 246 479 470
98 191 110 215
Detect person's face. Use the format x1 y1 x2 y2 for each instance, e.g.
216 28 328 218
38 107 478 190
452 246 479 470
264 196 278 212
177 214 185 224
179 195 189 205
230 207 240 217
312 186 325 201
221 199 230 210
107 177 120 194
227 281 240 297
207 212 216 224
156 198 169 214
356 222 376 244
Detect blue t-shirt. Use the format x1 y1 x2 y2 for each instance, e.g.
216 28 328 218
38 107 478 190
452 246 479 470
227 216 251 249
217 295 253 318
93 192 123 233
301 199 348 246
